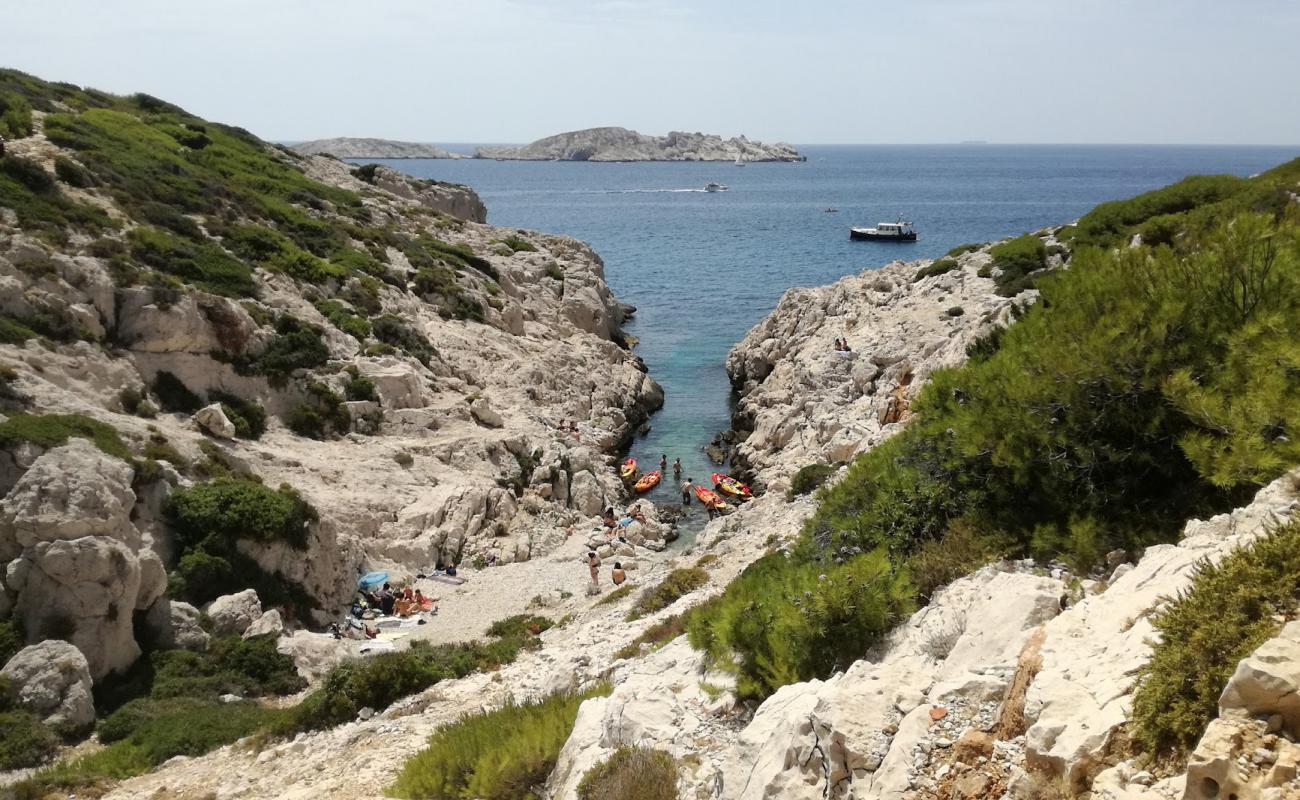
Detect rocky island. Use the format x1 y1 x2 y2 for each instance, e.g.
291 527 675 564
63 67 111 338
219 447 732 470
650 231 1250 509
474 126 805 162
292 137 466 159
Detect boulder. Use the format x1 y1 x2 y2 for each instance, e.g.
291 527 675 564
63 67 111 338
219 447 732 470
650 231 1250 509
1219 619 1300 734
143 597 210 652
244 609 285 639
1 640 94 731
277 632 351 682
470 397 504 428
193 403 236 439
568 470 606 517
207 589 262 636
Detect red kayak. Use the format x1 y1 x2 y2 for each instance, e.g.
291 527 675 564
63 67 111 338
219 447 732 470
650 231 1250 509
694 486 729 509
634 470 662 493
711 473 752 498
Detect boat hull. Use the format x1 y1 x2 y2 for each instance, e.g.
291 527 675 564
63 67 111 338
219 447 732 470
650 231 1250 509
694 486 729 509
634 471 662 493
850 229 917 242
710 473 752 498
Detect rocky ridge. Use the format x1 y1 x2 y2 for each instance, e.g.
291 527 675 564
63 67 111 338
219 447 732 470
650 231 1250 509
474 127 805 162
290 137 466 160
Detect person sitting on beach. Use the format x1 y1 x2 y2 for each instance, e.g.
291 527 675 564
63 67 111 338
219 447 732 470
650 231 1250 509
611 562 627 586
833 338 843 351
414 589 435 611
842 339 852 351
378 583 397 616
602 507 618 529
627 504 648 524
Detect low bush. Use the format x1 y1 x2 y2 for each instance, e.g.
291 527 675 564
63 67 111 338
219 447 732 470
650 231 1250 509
687 550 914 701
627 568 708 620
595 584 634 607
0 315 38 344
127 226 257 298
945 242 982 258
913 258 959 281
0 710 60 770
342 365 378 402
372 315 435 364
314 298 371 340
499 236 537 253
614 614 688 661
284 382 349 439
788 463 835 499
151 370 203 413
485 615 554 640
0 91 34 139
388 685 611 800
238 315 329 386
1070 174 1245 249
577 746 678 800
1130 521 1300 758
945 306 964 317
53 156 93 188
988 234 1047 296
0 620 24 667
168 477 316 549
1 155 53 193
907 519 1003 601
0 412 129 459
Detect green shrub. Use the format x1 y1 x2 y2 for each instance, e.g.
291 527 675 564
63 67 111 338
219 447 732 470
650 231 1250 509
142 433 187 469
394 450 415 468
545 264 564 281
1 155 53 193
342 365 378 402
169 477 316 549
913 258 959 281
0 619 24 668
1130 521 1300 757
577 746 677 800
354 163 380 184
499 236 537 253
151 370 203 413
788 463 835 499
53 156 93 188
595 584 634 607
314 298 371 340
944 242 982 258
0 92 34 139
372 315 435 364
688 551 914 701
614 614 688 661
1071 174 1245 249
0 315 38 344
0 412 129 459
127 227 257 298
627 568 708 620
238 315 329 386
0 156 110 241
285 382 349 439
0 710 59 769
485 614 554 640
988 234 1047 296
388 685 611 800
945 306 964 317
907 519 1003 601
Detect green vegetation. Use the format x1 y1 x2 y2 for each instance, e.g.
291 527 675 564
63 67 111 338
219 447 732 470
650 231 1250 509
498 235 538 253
596 584 634 606
987 233 1047 296
0 412 129 459
314 298 371 340
788 463 835 499
0 620 24 668
689 160 1300 702
237 315 330 386
372 314 436 364
0 91 34 139
627 567 708 620
52 156 94 188
341 365 378 402
127 226 257 297
388 685 611 800
485 614 554 639
282 624 552 735
913 258 959 281
944 242 982 258
284 381 350 439
1130 521 1300 758
614 614 689 661
0 155 110 243
151 370 203 413
577 746 678 800
1069 174 1246 249
687 551 913 700
209 391 267 439
0 709 60 770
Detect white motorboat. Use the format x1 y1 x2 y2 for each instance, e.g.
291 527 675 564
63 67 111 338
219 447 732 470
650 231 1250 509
850 218 917 241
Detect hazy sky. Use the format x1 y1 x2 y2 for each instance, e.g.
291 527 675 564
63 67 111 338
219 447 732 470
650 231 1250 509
3 0 1298 145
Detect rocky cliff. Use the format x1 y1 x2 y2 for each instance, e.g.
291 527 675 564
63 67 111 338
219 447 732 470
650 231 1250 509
291 137 466 159
474 127 806 162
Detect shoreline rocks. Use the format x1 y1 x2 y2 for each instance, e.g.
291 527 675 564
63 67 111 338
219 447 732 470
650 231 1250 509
291 137 467 160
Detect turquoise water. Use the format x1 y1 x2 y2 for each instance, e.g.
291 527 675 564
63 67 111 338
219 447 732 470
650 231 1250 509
375 145 1297 510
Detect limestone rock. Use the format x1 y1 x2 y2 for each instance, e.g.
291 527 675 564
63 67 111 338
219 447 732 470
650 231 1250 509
475 127 805 162
244 609 285 639
207 589 262 637
193 402 236 439
143 597 210 652
469 397 504 428
292 138 466 160
1219 619 1300 734
276 632 351 682
0 640 94 731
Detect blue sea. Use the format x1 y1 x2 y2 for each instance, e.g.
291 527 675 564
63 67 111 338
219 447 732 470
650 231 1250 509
373 145 1297 511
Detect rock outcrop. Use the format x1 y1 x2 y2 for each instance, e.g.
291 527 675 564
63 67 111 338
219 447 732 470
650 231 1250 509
1 639 95 731
475 127 805 162
291 138 466 160
206 589 262 637
0 440 166 679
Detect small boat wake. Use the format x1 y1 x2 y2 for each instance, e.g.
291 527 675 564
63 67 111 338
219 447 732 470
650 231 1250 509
600 188 712 194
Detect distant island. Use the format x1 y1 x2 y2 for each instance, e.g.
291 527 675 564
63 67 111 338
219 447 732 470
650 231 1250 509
474 127 806 162
291 137 466 159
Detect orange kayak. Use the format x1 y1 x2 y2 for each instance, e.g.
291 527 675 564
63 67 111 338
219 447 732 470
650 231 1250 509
694 486 729 509
634 470 662 493
620 458 637 481
711 473 752 498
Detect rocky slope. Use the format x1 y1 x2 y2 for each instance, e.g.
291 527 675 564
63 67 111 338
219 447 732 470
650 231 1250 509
0 70 664 686
474 127 805 162
291 137 466 159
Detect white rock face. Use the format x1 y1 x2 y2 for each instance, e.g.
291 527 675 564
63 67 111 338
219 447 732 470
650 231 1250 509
0 639 95 731
726 250 1021 490
194 402 236 439
243 609 285 639
1219 620 1300 733
207 589 262 637
143 597 210 652
0 440 163 679
292 138 467 160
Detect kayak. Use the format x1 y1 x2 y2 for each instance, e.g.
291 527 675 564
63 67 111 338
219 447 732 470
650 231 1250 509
710 473 752 498
634 470 662 493
620 458 637 480
694 486 729 509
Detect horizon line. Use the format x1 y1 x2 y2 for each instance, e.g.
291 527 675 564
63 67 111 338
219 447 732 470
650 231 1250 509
279 139 1300 149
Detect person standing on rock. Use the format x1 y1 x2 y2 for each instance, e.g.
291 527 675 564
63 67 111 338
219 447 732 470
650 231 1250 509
587 551 601 584
682 477 693 506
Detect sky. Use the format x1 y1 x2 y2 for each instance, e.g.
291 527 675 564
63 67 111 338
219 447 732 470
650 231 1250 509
2 0 1298 145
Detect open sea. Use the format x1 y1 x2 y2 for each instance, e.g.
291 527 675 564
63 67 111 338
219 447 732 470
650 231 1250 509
373 145 1297 513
